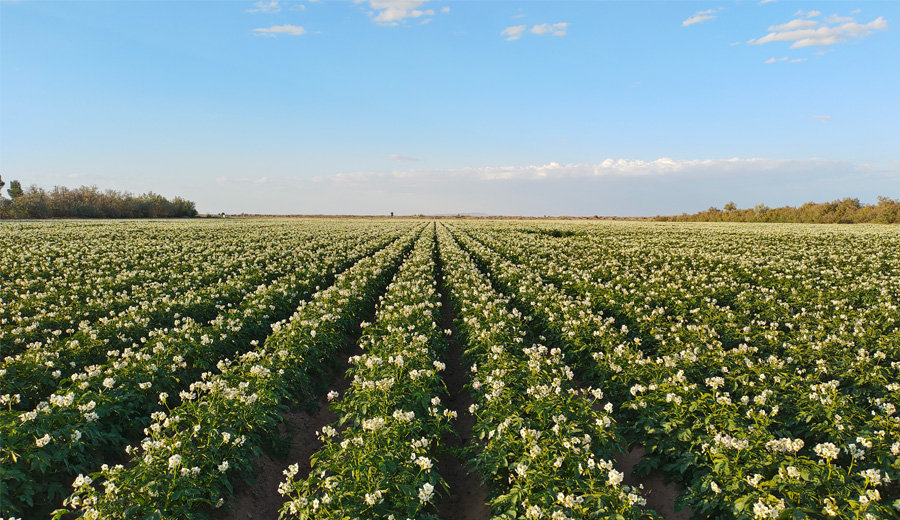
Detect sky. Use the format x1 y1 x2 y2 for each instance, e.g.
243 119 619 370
1 0 898 216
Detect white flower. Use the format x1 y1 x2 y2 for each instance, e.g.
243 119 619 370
35 434 51 447
218 461 229 472
415 456 433 471
607 469 624 487
418 482 434 503
814 442 839 462
168 454 182 470
327 391 339 401
73 474 93 488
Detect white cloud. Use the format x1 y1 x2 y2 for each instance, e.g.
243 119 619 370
813 115 832 123
806 10 821 18
765 56 788 63
504 22 567 40
501 25 526 41
683 9 717 26
851 9 861 15
387 154 420 162
531 23 567 36
790 58 806 63
355 0 442 25
825 15 855 24
247 1 281 14
253 24 306 36
729 41 741 46
750 15 887 48
768 19 817 32
758 0 776 4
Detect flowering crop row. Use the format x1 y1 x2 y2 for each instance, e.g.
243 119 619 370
451 222 900 519
56 225 422 519
1 223 412 517
4 219 897 520
279 226 455 519
437 225 657 520
1 224 393 410
0 220 318 354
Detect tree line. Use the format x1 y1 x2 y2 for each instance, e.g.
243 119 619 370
0 176 197 219
655 197 900 224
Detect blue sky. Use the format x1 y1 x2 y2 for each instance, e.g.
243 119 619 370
2 0 897 216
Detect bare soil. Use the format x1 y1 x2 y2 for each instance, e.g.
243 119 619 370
219 342 361 520
614 445 693 520
433 266 491 520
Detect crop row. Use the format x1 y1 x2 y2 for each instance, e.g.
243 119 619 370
1 224 394 409
55 224 422 519
449 222 900 519
1 223 413 517
437 224 656 520
279 225 454 519
1 221 324 352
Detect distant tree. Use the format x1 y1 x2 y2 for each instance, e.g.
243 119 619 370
656 197 898 224
7 180 24 199
0 175 5 193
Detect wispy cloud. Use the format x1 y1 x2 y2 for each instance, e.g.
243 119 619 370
216 176 271 183
387 154 421 162
253 24 306 36
806 10 822 18
764 56 806 64
683 9 717 27
813 115 832 123
748 13 887 48
531 23 568 36
503 23 568 40
758 0 776 4
247 1 281 14
501 25 526 41
355 0 445 25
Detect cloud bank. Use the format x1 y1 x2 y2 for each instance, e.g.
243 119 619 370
190 156 896 216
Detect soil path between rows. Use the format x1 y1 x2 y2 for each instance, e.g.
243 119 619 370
221 336 364 519
434 252 491 520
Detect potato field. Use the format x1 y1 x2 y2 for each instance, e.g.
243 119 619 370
1 219 898 520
